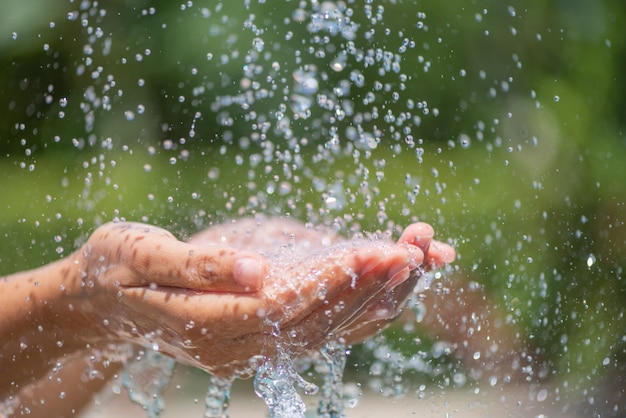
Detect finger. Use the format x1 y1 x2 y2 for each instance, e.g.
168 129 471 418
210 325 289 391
138 241 268 292
398 222 434 252
425 240 456 268
118 288 264 340
398 222 455 270
286 244 416 339
105 222 268 292
334 269 420 344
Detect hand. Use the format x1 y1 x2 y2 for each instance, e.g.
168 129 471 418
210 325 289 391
69 219 454 379
63 220 270 349
154 218 454 377
0 218 454 411
0 218 272 413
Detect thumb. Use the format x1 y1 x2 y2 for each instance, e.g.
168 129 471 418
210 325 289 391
99 222 267 293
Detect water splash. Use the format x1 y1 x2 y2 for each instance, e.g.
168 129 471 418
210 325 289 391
356 271 462 398
203 0 424 225
253 346 309 418
251 334 351 418
122 349 177 418
317 341 348 418
204 375 233 418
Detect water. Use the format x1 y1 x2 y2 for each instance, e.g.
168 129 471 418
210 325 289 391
203 0 425 226
121 317 351 417
3 0 625 417
254 346 309 418
253 339 348 418
204 376 233 418
316 341 347 418
122 349 177 418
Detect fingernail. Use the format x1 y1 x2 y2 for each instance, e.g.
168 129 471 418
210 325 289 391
234 258 265 291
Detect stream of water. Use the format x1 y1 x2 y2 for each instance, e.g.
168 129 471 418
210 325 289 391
122 350 177 418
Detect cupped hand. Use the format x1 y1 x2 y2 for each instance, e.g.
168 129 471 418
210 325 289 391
66 221 268 350
73 219 454 379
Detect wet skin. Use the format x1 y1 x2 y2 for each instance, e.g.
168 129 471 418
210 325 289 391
0 218 455 408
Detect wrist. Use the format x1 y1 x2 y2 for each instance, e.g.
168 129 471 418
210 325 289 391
0 256 94 397
55 250 114 345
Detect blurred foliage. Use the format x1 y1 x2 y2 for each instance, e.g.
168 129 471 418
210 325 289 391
2 0 626 412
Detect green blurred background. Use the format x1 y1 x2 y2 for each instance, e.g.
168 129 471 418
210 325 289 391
2 0 625 414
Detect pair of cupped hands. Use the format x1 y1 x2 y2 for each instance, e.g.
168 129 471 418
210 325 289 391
67 218 455 378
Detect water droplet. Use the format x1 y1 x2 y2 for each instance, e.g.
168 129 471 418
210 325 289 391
459 134 471 148
252 37 265 52
330 54 347 72
586 254 596 268
536 388 548 402
292 68 319 95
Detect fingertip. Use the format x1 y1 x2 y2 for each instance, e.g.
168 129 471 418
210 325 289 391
413 222 435 240
439 242 457 263
233 257 267 292
399 222 434 249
